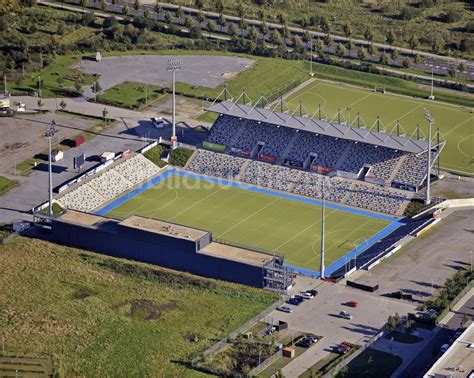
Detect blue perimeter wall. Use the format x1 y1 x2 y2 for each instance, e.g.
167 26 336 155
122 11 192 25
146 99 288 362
97 169 405 278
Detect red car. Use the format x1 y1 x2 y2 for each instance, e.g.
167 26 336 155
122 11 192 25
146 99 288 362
345 301 359 308
338 343 352 351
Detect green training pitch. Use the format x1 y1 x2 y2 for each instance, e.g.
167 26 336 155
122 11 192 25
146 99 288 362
286 80 474 176
105 174 390 271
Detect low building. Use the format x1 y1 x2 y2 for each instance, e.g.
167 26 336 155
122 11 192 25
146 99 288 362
424 322 474 378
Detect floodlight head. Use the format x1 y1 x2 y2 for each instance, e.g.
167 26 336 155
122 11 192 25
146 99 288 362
167 58 182 71
423 107 435 123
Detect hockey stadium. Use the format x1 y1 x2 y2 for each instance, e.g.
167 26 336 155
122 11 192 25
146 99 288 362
41 89 445 289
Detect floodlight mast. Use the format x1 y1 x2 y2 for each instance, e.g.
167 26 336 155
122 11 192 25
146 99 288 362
167 58 181 149
46 121 57 216
423 108 434 205
319 177 330 280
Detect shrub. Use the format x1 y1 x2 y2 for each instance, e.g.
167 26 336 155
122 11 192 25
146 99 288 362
169 148 194 167
444 9 462 23
400 7 420 20
143 145 168 167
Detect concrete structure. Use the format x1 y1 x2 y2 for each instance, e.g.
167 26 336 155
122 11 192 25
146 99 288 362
34 210 292 290
424 323 474 378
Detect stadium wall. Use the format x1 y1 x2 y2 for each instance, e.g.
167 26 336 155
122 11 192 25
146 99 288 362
49 218 265 288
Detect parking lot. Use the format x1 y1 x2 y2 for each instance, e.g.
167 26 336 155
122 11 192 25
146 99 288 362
267 277 417 377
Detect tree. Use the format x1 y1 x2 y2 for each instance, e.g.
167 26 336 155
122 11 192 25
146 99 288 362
154 1 161 14
195 0 204 10
207 20 216 32
444 9 462 23
358 47 367 62
164 12 172 24
336 43 346 57
80 0 88 8
228 23 237 35
458 62 466 72
368 43 376 56
236 2 245 18
102 107 108 126
122 3 129 16
272 29 282 45
387 315 398 332
197 11 205 23
364 27 373 43
380 53 389 66
133 0 140 11
143 8 150 18
347 39 354 55
402 58 411 68
459 38 474 53
391 49 399 61
315 39 323 54
59 99 67 110
320 16 330 33
184 16 194 29
92 80 101 101
432 36 444 54
278 13 287 26
293 35 303 53
414 54 421 64
261 21 268 35
240 18 248 31
100 0 107 11
408 34 419 52
324 34 333 47
386 29 395 47
214 0 224 13
37 98 43 112
300 15 309 28
343 21 352 38
448 66 456 78
249 25 258 41
176 6 184 19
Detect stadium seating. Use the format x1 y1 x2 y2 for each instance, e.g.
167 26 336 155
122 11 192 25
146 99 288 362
287 132 350 168
59 154 161 213
338 143 403 179
207 115 240 147
393 151 434 188
232 120 295 157
187 149 408 215
187 149 245 179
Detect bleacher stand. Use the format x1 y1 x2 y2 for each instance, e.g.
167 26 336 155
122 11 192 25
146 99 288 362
187 149 245 179
59 154 161 213
241 161 300 192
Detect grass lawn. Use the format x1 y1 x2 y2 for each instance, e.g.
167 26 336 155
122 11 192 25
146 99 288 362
0 237 276 376
105 173 390 271
286 79 474 176
385 331 423 344
98 81 165 109
339 349 403 378
0 177 18 196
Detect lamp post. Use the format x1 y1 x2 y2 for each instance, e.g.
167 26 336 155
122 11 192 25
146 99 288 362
309 35 314 76
46 121 57 216
167 58 181 149
423 108 434 205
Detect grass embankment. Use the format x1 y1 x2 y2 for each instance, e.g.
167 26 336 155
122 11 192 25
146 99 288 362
0 237 276 376
98 82 165 109
0 177 18 196
143 144 168 168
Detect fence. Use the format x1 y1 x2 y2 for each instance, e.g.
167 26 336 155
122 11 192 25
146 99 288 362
248 350 282 376
191 299 281 367
437 280 474 322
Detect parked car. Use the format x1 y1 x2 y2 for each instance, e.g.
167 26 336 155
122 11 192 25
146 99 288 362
300 292 314 299
278 306 293 313
294 294 305 301
288 298 301 306
307 289 318 296
345 301 359 308
297 339 312 348
332 345 348 354
338 311 353 320
338 343 352 351
306 336 318 344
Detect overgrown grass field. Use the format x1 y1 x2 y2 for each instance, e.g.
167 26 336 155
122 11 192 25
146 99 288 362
0 237 276 376
105 174 390 271
286 79 474 175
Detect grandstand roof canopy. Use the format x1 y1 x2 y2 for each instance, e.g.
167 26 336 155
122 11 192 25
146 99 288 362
207 101 429 154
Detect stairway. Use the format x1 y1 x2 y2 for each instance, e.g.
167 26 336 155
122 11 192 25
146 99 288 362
334 143 354 171
228 122 246 149
277 132 300 164
235 158 252 180
387 155 408 184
